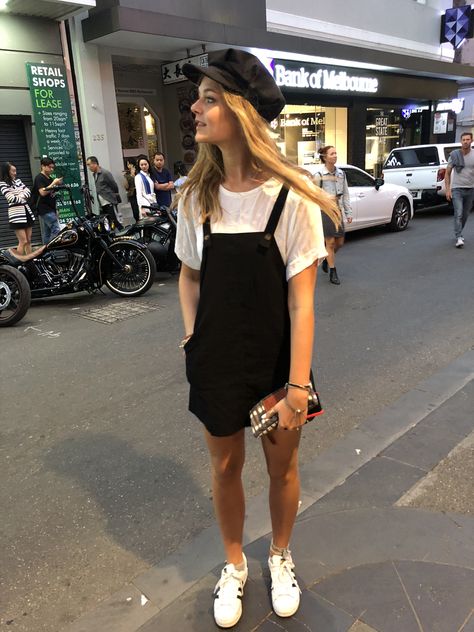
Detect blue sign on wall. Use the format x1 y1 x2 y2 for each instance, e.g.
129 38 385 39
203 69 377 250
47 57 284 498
441 6 473 49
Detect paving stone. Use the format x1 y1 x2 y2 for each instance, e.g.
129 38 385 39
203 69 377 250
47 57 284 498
310 561 422 632
393 560 474 632
291 507 474 581
460 611 474 631
138 563 272 631
347 622 379 632
301 456 425 516
264 589 355 631
380 412 466 472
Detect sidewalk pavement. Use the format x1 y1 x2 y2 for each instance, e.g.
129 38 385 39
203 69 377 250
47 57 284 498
65 351 474 632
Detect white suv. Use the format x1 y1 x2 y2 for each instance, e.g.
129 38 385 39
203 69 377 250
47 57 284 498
382 143 460 207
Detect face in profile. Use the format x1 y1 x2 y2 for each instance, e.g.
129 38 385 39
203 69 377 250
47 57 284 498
191 77 240 147
9 164 17 180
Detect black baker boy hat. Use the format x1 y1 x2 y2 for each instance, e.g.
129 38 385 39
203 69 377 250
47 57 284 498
182 49 285 123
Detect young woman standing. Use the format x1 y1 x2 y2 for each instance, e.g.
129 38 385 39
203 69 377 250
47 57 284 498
0 162 35 255
176 49 338 628
313 146 352 285
134 155 156 218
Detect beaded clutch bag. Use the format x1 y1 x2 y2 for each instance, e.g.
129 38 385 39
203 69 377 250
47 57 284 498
249 385 323 438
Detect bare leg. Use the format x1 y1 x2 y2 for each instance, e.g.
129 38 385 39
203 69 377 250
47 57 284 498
25 227 33 254
261 428 301 549
334 235 345 254
15 228 28 255
325 237 336 268
204 428 246 565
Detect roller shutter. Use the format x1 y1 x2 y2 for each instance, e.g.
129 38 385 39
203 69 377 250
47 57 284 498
0 118 42 249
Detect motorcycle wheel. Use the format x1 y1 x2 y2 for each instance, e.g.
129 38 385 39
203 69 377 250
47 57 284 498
0 265 31 327
105 243 156 297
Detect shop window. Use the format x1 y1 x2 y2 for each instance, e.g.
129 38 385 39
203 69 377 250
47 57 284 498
366 108 402 176
271 104 347 167
117 100 162 160
118 102 144 150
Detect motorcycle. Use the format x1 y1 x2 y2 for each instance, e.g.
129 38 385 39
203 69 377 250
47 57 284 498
0 212 156 300
0 263 31 327
118 204 180 273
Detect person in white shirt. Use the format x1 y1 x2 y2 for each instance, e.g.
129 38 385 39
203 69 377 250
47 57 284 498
134 155 156 217
176 49 338 629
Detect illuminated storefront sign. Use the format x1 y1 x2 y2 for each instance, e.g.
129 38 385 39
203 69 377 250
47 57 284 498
271 61 379 94
436 98 464 114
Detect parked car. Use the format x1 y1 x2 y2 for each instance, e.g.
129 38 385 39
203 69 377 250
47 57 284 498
382 143 461 207
308 164 413 232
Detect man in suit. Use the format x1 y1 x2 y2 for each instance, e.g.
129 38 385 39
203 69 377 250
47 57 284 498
86 156 123 228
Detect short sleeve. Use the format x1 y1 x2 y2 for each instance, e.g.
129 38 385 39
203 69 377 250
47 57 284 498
175 196 201 270
285 196 327 280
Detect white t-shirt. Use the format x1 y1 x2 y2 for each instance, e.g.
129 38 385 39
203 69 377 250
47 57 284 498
175 178 327 281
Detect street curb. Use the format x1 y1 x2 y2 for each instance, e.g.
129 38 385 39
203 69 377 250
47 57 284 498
63 350 474 632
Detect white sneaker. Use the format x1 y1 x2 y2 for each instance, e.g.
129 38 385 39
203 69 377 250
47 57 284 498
268 551 301 617
213 553 248 628
456 237 464 248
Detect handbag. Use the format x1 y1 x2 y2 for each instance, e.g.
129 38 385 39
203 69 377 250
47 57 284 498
250 383 323 439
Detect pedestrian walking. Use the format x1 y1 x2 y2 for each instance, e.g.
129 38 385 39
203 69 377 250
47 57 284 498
312 145 352 285
134 155 156 218
86 156 123 229
445 132 474 248
150 152 174 207
176 48 338 629
0 161 35 254
32 157 62 244
123 159 140 222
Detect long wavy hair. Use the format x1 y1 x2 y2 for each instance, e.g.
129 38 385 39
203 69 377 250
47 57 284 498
179 90 340 227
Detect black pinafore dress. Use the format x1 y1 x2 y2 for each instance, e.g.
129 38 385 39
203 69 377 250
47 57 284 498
184 186 291 437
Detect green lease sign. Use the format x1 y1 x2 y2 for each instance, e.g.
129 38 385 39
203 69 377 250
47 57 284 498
26 62 84 220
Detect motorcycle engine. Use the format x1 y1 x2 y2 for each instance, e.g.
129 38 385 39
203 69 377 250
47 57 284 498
29 251 84 289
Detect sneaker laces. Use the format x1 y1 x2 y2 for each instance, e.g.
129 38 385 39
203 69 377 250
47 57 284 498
272 554 301 595
214 565 244 603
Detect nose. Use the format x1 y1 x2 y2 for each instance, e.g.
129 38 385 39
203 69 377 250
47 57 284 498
191 98 202 115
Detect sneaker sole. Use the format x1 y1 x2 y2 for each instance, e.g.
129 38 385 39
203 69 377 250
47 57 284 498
273 600 300 618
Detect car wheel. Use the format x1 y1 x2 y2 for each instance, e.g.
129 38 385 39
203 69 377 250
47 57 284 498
388 197 410 231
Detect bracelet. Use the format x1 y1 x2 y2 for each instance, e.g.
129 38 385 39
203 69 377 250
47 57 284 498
178 334 192 349
285 381 312 392
283 397 305 416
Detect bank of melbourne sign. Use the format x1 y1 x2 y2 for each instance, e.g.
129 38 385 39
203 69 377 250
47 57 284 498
271 59 379 94
25 62 84 219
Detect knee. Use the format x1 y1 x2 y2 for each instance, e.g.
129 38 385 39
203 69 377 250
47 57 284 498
212 454 244 484
267 461 298 486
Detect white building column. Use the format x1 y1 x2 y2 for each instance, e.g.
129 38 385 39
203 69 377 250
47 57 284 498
68 15 126 210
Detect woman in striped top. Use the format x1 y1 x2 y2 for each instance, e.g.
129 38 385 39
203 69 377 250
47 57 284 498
0 161 35 254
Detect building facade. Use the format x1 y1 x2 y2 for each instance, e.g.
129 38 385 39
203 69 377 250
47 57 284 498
1 0 473 246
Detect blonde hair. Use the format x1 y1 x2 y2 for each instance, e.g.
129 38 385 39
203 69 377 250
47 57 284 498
179 89 340 227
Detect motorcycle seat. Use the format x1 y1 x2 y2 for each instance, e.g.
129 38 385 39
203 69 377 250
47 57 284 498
135 217 158 227
6 246 46 263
